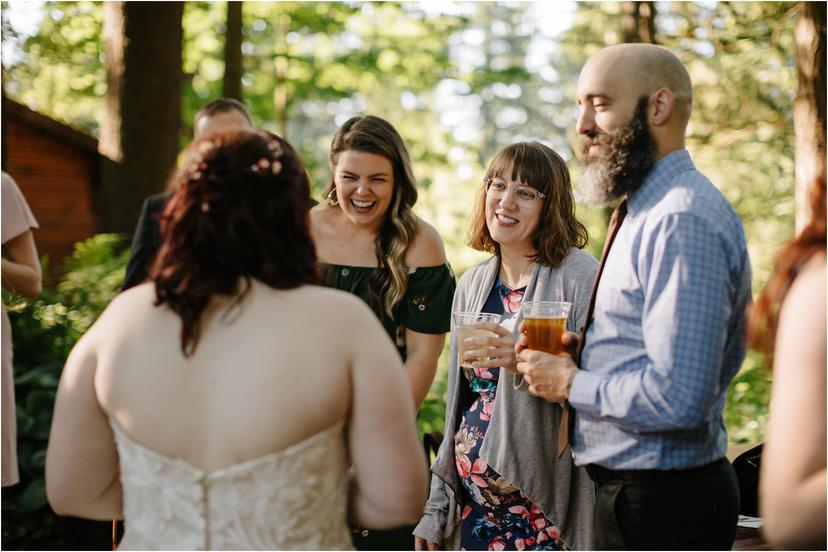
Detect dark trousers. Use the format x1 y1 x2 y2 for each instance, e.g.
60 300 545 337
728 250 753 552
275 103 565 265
350 524 416 550
586 458 739 550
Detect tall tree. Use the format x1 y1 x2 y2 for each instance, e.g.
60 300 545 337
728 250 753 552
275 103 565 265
597 1 657 228
99 1 183 233
621 1 656 43
222 1 243 100
794 1 826 231
273 11 289 137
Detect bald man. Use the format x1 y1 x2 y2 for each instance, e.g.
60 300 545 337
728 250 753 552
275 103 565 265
514 44 751 549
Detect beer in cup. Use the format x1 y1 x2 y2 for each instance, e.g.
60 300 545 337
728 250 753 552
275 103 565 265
521 301 572 355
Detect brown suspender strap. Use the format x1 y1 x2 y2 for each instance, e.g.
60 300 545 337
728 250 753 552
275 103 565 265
557 200 627 458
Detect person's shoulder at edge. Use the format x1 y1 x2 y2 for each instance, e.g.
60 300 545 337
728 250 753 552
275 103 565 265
781 254 827 319
1 171 15 188
405 217 448 268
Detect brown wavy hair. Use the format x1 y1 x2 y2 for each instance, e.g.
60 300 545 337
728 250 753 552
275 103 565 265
150 131 317 356
468 141 589 266
748 172 827 362
321 115 418 320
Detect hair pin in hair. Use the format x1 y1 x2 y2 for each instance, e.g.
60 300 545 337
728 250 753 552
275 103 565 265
251 156 281 175
267 141 283 156
197 140 215 154
201 201 210 212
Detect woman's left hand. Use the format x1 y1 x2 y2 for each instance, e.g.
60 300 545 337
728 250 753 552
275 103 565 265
462 322 518 371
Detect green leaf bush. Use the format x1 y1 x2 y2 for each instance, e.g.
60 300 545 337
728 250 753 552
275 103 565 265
2 234 129 550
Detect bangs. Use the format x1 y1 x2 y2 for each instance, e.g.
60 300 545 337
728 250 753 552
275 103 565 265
484 142 554 194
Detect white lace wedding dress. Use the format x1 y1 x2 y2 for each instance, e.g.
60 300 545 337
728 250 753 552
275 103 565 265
110 419 354 550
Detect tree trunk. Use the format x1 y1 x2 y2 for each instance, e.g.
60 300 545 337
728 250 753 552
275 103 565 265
794 1 826 232
100 2 124 164
222 1 243 100
273 12 291 137
597 2 658 225
621 1 657 44
100 1 183 233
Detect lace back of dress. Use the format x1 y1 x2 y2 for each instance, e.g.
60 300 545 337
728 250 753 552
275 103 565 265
111 420 353 550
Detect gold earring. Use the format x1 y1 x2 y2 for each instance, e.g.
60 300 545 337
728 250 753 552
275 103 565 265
327 187 339 206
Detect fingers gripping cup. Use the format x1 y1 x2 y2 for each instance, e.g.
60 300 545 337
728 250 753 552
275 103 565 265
453 311 502 373
521 301 572 355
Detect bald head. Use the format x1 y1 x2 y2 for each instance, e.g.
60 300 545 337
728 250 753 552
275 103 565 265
581 44 693 127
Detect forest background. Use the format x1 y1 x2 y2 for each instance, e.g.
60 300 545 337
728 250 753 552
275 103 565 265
1 1 825 549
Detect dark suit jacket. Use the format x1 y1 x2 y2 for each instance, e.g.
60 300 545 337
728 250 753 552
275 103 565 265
121 192 170 291
121 192 318 291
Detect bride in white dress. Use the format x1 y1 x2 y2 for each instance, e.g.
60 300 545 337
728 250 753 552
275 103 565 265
45 130 428 550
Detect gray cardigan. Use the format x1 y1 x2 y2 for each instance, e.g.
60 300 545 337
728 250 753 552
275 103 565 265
413 249 598 550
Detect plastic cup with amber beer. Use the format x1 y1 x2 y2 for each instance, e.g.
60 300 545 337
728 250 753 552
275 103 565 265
521 301 572 354
453 311 502 376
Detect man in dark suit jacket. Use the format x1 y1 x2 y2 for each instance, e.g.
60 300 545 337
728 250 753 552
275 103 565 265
122 98 255 290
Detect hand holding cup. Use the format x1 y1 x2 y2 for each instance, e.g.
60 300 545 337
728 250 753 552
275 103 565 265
461 321 519 372
514 302 581 402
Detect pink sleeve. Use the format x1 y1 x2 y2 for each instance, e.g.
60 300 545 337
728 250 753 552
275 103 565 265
2 172 39 244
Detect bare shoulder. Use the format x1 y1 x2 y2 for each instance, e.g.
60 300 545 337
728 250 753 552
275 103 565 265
405 217 447 267
295 284 383 325
88 283 155 334
782 255 826 316
785 255 826 309
798 254 826 287
777 254 826 372
309 203 331 231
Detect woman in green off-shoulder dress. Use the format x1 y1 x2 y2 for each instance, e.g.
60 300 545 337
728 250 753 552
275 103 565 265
310 115 455 551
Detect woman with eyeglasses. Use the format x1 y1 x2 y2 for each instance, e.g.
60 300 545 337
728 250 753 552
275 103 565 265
310 115 455 550
414 142 598 551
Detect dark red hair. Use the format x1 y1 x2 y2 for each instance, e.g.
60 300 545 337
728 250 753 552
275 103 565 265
150 131 317 356
748 172 827 362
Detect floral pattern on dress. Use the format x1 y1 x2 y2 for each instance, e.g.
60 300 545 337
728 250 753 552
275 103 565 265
454 281 566 551
499 285 525 315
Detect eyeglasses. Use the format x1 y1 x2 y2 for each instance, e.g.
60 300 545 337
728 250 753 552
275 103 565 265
484 177 546 208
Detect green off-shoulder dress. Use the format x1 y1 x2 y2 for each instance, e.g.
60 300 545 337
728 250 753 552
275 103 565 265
320 263 456 358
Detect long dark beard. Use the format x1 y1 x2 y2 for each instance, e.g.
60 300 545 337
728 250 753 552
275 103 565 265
577 96 657 206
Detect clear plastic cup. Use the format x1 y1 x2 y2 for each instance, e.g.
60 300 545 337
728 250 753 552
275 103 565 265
521 301 572 355
453 311 502 370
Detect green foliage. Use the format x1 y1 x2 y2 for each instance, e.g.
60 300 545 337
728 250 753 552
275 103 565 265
2 234 129 550
418 341 450 437
3 1 104 133
725 351 772 444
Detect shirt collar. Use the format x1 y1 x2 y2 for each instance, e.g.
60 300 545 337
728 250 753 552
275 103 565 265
626 149 694 216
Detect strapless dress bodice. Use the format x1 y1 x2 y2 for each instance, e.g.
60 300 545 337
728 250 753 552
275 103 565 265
110 419 353 550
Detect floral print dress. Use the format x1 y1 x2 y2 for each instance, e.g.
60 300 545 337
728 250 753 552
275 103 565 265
455 278 565 551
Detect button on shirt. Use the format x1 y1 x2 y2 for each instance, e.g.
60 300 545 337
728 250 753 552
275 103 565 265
570 149 752 470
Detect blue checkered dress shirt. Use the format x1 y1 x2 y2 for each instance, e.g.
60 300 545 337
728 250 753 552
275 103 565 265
570 149 752 470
